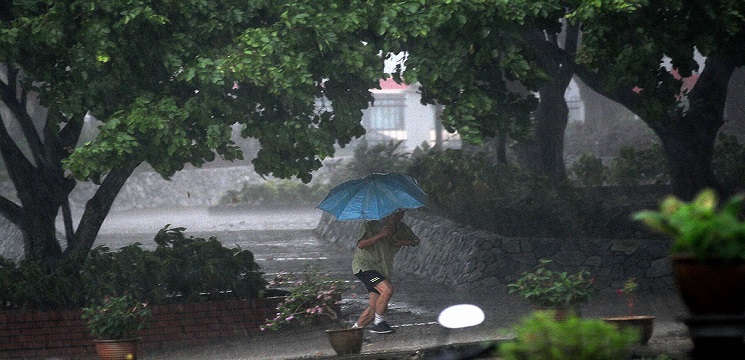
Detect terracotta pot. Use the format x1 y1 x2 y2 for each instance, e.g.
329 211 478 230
325 327 364 355
671 255 745 315
602 315 656 345
93 339 139 360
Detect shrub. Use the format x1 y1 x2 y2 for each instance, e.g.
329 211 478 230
152 225 266 302
713 134 745 193
570 152 606 186
0 259 85 310
409 149 588 237
218 179 331 207
330 138 412 185
606 144 668 186
507 259 595 308
261 265 349 331
82 244 164 304
0 227 267 310
497 311 638 360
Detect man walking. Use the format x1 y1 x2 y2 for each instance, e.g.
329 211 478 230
351 209 420 334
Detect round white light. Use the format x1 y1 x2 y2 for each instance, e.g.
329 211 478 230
437 304 485 329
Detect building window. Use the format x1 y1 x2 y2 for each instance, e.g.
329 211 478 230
366 96 404 130
363 94 406 142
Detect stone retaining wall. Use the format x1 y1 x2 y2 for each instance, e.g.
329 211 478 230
314 209 677 295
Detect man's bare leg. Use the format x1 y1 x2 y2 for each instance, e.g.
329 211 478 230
373 280 394 317
356 292 379 327
356 280 394 328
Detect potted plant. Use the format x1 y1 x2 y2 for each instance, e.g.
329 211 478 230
261 265 361 355
633 188 745 315
507 259 594 321
601 277 656 345
81 295 152 360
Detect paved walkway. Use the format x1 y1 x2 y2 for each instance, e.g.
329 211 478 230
93 207 694 360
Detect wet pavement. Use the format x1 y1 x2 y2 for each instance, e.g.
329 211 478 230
89 206 694 360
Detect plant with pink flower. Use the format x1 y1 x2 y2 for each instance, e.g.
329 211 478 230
617 277 638 316
261 265 350 331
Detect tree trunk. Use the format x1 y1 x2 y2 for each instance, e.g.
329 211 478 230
652 55 734 200
513 24 578 185
723 68 745 130
65 164 137 263
656 121 721 201
0 64 137 267
522 80 570 184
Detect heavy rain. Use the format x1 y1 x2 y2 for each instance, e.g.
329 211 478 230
2 2 745 360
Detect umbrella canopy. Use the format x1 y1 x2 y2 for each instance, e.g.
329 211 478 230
317 173 427 221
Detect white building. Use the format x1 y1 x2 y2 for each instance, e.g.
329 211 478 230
356 79 460 153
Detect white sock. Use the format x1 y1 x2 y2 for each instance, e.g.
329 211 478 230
352 322 360 328
374 313 385 325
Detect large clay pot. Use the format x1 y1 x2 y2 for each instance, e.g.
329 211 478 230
325 327 364 355
671 255 745 315
602 315 656 345
93 339 139 360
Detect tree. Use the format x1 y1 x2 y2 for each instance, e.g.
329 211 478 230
379 2 563 179
377 2 605 186
380 1 745 199
569 0 745 199
0 0 383 265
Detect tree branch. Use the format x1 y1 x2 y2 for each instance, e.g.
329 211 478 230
0 195 23 227
64 162 139 262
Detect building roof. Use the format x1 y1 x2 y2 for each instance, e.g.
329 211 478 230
377 78 409 91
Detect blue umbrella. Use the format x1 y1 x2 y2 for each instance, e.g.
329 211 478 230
317 173 427 220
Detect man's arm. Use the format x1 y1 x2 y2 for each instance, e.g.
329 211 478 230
393 236 420 247
357 224 393 249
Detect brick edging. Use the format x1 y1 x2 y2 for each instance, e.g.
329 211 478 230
0 297 283 359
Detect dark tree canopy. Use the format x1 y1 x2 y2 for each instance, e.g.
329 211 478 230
0 0 384 264
1 0 744 267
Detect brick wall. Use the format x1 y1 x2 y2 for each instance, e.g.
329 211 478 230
0 297 283 359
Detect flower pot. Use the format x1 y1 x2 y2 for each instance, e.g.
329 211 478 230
602 315 656 345
325 327 364 355
671 255 745 315
93 338 140 360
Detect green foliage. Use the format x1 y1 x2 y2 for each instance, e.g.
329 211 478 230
0 228 266 310
713 134 745 192
606 145 668 186
0 259 85 310
81 295 152 340
1 0 383 184
618 277 638 316
82 244 165 304
571 152 606 186
409 149 588 237
384 1 559 145
332 138 412 184
633 188 745 260
261 264 348 331
507 259 595 308
497 311 638 360
151 226 266 303
0 0 386 264
218 180 331 207
573 135 743 189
